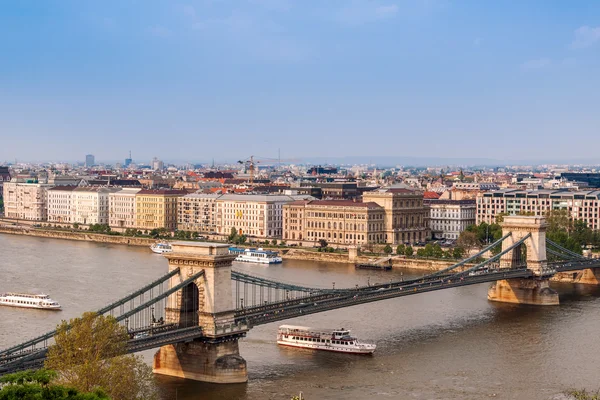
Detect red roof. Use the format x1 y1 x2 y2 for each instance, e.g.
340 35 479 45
423 191 441 199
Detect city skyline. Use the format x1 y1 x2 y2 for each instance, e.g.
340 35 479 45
1 1 600 162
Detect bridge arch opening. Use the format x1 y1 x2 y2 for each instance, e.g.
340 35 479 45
179 282 199 328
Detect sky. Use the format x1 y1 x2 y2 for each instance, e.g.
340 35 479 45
1 0 599 164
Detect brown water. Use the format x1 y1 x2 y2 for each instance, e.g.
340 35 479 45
1 233 599 400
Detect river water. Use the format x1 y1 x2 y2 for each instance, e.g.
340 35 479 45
1 234 599 400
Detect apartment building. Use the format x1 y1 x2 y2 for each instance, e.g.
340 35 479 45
426 199 476 240
0 167 10 200
2 180 52 221
363 187 430 244
177 193 220 233
72 187 120 225
109 188 141 229
136 189 187 231
177 193 314 238
283 200 385 246
476 189 600 230
47 186 77 224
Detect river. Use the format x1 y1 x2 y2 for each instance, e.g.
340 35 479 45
1 234 599 400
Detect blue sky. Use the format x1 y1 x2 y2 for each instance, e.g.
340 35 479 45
1 0 599 164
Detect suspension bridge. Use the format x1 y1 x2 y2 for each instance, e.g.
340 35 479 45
1 215 599 383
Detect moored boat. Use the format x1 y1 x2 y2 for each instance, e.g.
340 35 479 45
229 247 282 264
150 242 172 254
277 325 376 354
0 293 61 310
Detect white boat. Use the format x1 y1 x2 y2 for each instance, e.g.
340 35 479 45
277 325 376 354
229 247 282 264
150 242 172 254
0 293 61 310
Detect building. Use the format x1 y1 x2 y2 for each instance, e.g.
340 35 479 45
177 193 314 238
426 199 476 240
301 182 358 200
363 187 430 244
47 186 77 224
2 180 52 221
72 187 120 225
177 193 220 233
476 189 600 230
0 167 11 200
151 157 164 171
109 188 142 229
215 194 313 238
85 154 95 167
560 173 600 188
136 189 186 231
283 200 385 246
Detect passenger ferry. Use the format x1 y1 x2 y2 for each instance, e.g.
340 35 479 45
277 325 376 354
229 247 283 264
0 293 61 310
150 242 173 254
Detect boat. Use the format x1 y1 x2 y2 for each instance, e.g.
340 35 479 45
277 325 376 354
150 242 172 254
229 247 282 264
0 293 61 310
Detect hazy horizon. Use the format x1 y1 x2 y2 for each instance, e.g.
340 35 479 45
1 1 599 162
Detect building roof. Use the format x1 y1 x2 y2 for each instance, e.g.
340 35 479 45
47 186 78 191
305 200 381 209
423 191 441 199
137 189 187 195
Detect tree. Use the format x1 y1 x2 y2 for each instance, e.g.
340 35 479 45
45 312 157 400
271 239 278 246
405 245 414 256
383 244 392 254
228 227 238 243
318 239 328 248
452 247 466 259
396 244 406 256
0 369 109 399
432 244 444 258
457 231 478 253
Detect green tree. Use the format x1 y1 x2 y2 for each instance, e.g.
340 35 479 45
45 312 158 400
396 244 406 255
432 244 444 258
383 244 392 254
318 239 328 248
228 227 238 243
271 239 278 246
405 245 414 256
0 369 110 399
452 247 466 259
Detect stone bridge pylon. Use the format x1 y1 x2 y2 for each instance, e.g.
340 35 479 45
153 242 249 383
488 216 559 306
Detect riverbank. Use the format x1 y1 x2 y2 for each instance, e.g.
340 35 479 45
0 226 156 247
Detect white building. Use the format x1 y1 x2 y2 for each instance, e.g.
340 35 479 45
109 188 141 229
47 186 77 224
2 180 52 221
72 187 120 225
427 199 476 240
177 193 314 238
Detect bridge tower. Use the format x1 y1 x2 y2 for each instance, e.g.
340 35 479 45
152 242 249 383
488 216 559 306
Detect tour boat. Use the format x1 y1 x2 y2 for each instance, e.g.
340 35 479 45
150 242 172 254
277 325 376 354
0 293 61 310
229 247 282 264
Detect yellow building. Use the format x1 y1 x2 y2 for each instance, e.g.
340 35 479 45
135 189 186 231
